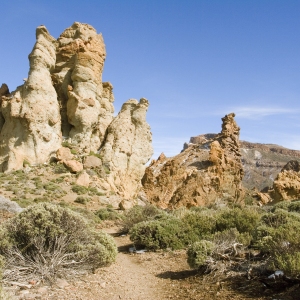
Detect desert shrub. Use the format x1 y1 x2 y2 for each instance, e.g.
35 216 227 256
181 210 216 240
255 209 300 277
287 200 300 213
54 163 69 174
122 204 164 232
129 215 196 250
0 203 117 282
187 240 215 269
275 252 300 277
95 207 123 221
271 201 291 212
213 228 251 252
72 184 88 195
215 207 261 234
74 196 91 204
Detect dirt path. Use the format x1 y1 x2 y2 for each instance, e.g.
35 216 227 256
4 227 299 300
5 227 185 300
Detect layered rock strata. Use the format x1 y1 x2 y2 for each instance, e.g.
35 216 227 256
142 113 244 208
0 23 153 199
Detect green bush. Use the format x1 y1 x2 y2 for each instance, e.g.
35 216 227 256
0 203 117 282
95 207 123 221
181 210 216 240
72 184 88 195
74 196 91 204
187 240 215 269
215 207 261 234
122 204 164 232
255 209 300 277
129 215 196 250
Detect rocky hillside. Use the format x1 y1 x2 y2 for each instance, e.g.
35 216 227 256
184 134 300 192
0 22 153 200
142 113 244 208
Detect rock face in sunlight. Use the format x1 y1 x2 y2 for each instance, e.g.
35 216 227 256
101 98 153 199
271 160 300 202
183 135 300 193
0 22 153 200
0 26 61 171
142 113 244 208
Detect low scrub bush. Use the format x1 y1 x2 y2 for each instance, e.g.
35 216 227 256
72 184 88 195
95 207 123 221
0 203 117 282
187 240 215 269
122 204 164 232
181 210 216 240
129 215 199 250
74 196 91 204
215 207 261 234
255 209 300 277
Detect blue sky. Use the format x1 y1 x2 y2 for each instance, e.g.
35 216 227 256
1 0 300 159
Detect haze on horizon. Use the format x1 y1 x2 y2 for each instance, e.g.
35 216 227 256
1 0 299 159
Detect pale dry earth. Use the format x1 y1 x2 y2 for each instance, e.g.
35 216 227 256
3 226 300 300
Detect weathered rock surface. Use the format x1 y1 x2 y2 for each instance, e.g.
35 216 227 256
0 26 61 171
271 160 300 202
142 113 244 208
56 147 74 161
63 160 83 173
184 134 300 192
101 98 153 199
84 155 102 169
0 22 153 201
76 170 90 187
52 22 109 152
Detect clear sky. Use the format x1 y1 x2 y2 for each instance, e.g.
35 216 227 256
1 0 300 159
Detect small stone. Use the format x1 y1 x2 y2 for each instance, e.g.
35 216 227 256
56 278 69 289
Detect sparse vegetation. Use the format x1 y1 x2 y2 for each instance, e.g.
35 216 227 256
95 207 123 221
0 203 117 282
122 204 163 232
74 196 91 204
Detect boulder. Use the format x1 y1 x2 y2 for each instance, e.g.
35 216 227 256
64 160 83 173
76 171 90 187
84 155 102 169
56 147 74 161
119 199 135 210
271 161 300 202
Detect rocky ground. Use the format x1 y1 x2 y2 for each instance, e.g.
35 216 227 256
3 226 300 300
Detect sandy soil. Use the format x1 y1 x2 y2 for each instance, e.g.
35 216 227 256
4 226 300 300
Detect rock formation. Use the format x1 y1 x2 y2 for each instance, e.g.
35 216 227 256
0 22 153 200
101 98 153 199
271 160 300 202
184 134 300 192
142 113 244 208
0 26 61 171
